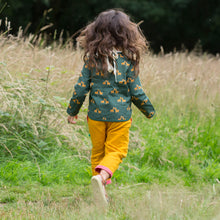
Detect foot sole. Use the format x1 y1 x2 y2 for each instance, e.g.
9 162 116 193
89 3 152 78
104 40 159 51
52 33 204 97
91 175 108 207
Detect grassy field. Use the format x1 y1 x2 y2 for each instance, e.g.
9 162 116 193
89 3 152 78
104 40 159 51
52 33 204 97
0 34 220 219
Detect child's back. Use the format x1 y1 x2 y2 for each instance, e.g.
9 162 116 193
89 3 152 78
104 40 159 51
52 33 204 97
67 50 155 121
67 9 155 207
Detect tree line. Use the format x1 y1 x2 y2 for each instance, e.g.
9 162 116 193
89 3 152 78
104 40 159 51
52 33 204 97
1 0 220 53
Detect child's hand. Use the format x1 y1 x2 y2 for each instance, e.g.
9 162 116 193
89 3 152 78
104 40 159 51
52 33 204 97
67 115 78 124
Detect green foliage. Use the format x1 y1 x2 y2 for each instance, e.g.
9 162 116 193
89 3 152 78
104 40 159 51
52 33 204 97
1 0 220 53
0 80 69 161
0 63 219 187
0 39 219 218
0 155 90 186
113 107 220 185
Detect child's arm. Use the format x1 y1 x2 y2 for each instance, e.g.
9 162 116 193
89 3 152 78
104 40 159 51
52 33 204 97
127 64 155 118
67 63 91 118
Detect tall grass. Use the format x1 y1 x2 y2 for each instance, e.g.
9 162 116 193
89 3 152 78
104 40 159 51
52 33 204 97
0 32 220 219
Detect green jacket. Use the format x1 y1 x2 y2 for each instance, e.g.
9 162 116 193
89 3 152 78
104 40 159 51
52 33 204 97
67 52 155 122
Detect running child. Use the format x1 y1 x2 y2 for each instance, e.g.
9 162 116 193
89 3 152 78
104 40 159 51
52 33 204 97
67 9 155 206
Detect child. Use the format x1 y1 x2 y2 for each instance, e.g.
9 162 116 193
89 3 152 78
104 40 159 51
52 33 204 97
67 9 155 206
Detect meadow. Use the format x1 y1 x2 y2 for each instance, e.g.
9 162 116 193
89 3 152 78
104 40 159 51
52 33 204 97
0 34 219 219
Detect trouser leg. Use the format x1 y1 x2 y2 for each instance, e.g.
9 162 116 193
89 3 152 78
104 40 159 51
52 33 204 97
95 120 131 177
88 117 106 176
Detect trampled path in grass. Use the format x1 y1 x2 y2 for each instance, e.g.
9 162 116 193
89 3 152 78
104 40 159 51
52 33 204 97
0 35 219 219
0 183 220 219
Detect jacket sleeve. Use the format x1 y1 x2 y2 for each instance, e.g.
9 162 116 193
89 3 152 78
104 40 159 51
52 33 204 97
67 62 91 116
127 64 155 118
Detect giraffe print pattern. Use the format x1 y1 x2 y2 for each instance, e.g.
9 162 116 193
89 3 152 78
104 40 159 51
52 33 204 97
121 61 129 66
117 97 126 103
118 116 126 121
94 108 101 113
72 98 80 104
119 79 127 85
67 52 155 121
103 80 111 85
78 81 86 87
141 99 148 105
95 90 103 95
111 88 119 94
96 72 104 77
110 107 119 113
100 98 109 104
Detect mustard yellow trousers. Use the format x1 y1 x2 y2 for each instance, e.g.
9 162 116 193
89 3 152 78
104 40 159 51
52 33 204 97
88 117 131 184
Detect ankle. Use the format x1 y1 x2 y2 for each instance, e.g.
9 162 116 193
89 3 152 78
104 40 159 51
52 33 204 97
100 170 110 181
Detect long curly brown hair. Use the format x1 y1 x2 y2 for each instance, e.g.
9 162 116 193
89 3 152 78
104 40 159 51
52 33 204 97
77 9 148 76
